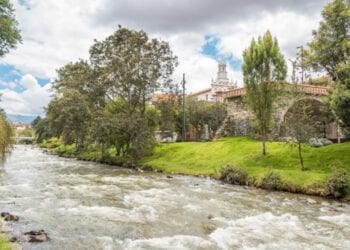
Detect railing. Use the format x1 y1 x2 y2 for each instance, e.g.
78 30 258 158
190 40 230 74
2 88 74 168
222 87 246 99
222 84 330 99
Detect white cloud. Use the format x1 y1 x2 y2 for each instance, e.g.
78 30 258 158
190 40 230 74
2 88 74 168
19 74 40 89
0 0 329 114
0 74 52 116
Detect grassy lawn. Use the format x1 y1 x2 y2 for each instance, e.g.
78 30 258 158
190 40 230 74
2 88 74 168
142 137 350 189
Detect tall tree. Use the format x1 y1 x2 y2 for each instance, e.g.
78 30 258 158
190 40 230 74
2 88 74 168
88 26 177 159
0 0 21 57
306 0 350 134
242 31 287 155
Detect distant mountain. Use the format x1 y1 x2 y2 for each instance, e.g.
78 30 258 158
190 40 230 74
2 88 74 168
7 114 37 124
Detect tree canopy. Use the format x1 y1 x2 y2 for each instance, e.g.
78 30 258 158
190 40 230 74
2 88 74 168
0 0 21 57
306 0 350 134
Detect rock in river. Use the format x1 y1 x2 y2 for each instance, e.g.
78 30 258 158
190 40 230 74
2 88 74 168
24 230 49 243
1 212 19 221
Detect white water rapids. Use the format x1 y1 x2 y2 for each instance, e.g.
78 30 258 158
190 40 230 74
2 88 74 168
0 145 349 249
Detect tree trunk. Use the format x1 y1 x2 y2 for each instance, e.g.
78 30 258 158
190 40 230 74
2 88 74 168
262 139 266 156
298 142 305 171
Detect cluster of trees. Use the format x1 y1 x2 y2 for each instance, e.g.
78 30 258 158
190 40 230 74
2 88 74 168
33 26 226 161
0 0 21 159
34 27 177 160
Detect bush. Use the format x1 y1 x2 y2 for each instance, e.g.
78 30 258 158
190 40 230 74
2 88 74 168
259 171 284 191
219 165 248 185
325 169 349 198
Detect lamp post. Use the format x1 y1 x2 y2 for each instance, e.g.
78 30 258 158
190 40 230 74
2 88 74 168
182 73 186 142
297 45 304 84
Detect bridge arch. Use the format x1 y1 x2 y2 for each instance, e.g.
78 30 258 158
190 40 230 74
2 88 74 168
278 97 338 140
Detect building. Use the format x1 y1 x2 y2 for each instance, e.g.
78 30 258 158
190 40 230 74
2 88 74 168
12 123 32 131
190 60 237 102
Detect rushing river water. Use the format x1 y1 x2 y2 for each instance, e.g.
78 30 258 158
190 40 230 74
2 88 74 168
0 145 349 250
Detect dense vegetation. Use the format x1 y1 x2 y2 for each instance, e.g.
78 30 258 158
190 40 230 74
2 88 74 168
0 111 13 159
305 0 350 134
33 27 177 162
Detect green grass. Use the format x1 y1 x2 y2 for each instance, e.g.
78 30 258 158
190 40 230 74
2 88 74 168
0 234 11 250
142 137 350 190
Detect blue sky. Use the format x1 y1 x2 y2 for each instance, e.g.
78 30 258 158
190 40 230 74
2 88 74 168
0 64 49 92
201 35 242 71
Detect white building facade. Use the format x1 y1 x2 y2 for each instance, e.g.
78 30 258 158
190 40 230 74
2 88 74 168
191 61 237 102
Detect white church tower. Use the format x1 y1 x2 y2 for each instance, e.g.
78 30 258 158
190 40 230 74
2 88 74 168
210 60 236 101
216 60 229 83
191 60 237 102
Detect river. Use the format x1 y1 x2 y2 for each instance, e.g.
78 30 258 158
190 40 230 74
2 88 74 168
0 145 349 249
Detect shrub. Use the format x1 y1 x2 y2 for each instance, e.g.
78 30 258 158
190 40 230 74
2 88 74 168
219 165 248 185
259 171 284 190
325 169 349 198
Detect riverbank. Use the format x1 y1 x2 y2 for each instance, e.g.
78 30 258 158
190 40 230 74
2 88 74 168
39 137 350 199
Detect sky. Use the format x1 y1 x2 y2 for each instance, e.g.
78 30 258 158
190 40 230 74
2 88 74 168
0 0 331 116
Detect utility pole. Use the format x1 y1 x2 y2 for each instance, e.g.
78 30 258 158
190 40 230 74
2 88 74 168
297 45 304 84
182 73 186 142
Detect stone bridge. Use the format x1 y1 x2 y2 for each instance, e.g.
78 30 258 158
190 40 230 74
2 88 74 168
216 84 342 141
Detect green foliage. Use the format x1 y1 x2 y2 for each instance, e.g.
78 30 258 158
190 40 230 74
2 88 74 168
155 93 180 132
32 117 54 143
89 26 178 112
306 0 349 81
306 0 350 132
0 111 13 159
259 171 284 190
47 90 93 149
186 98 227 140
332 86 350 134
325 168 349 198
0 0 21 57
219 165 248 185
38 26 177 161
242 31 287 155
